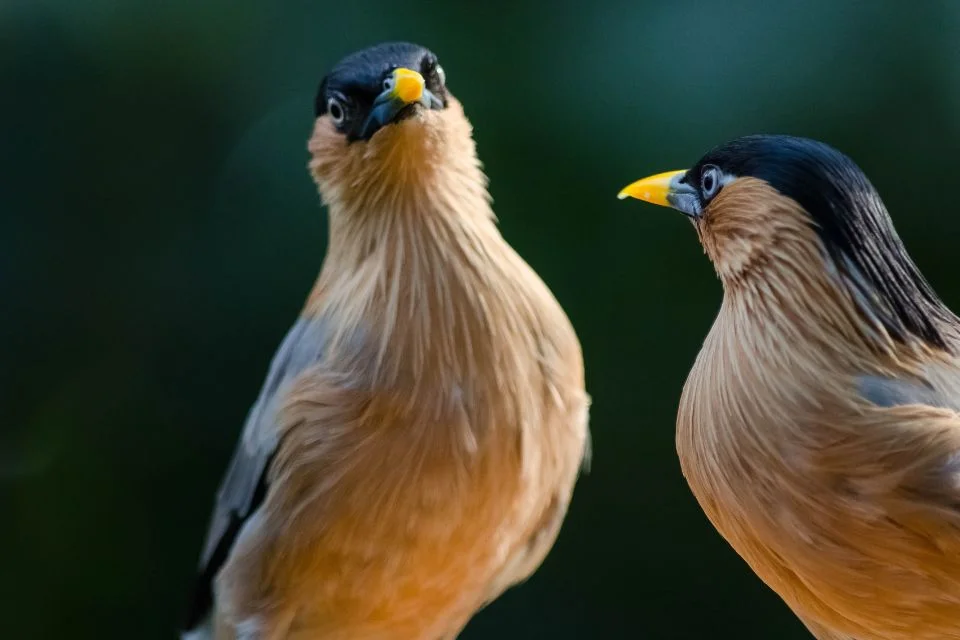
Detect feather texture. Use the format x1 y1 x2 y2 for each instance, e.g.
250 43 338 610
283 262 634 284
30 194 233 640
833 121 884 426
678 177 960 640
183 94 589 639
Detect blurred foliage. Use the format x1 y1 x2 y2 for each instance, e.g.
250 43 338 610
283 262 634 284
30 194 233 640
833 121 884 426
3 1 960 638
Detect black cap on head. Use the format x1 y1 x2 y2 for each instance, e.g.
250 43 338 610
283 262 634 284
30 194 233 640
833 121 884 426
693 134 951 350
315 42 448 142
691 135 879 247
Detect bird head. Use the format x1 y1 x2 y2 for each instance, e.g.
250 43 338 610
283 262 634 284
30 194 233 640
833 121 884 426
309 42 480 213
619 134 952 351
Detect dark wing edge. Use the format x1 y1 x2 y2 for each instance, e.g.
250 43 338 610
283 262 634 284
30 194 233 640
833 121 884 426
181 316 330 632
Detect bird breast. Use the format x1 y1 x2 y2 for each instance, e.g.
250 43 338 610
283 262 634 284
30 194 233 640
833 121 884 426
677 307 960 639
276 235 589 638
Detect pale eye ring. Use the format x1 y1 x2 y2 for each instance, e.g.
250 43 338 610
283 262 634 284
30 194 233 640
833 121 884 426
700 165 722 199
382 75 395 92
327 97 346 125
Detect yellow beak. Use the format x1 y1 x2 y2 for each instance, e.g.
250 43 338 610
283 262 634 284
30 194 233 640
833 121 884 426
617 169 687 207
359 67 437 140
390 67 426 104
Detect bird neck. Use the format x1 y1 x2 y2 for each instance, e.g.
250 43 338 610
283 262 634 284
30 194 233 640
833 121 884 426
700 176 955 363
322 157 496 270
721 246 950 371
706 177 956 361
306 158 539 401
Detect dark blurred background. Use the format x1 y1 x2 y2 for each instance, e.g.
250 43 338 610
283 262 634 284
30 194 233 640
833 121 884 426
4 0 960 638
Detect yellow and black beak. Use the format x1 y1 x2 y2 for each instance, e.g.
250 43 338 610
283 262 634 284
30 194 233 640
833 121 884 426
618 169 702 218
359 67 444 139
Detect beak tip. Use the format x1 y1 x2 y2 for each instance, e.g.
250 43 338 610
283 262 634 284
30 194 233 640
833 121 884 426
617 191 629 200
392 68 427 105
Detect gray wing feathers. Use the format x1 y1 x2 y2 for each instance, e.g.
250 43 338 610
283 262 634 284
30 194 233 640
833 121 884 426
198 315 330 567
182 315 333 634
856 373 960 412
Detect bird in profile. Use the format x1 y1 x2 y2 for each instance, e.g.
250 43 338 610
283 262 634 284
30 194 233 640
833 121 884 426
181 42 590 640
619 134 960 640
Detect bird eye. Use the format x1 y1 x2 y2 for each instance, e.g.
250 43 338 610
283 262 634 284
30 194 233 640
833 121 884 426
382 75 395 93
700 165 722 199
327 97 347 126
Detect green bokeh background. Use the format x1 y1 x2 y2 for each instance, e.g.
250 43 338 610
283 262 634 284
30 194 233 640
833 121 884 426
4 1 960 638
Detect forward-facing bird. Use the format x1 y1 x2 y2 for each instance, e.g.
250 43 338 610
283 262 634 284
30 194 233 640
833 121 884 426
619 135 960 640
181 42 590 640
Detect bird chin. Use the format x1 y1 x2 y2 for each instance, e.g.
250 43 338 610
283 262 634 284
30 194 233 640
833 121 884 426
362 104 429 143
392 103 424 123
369 106 442 150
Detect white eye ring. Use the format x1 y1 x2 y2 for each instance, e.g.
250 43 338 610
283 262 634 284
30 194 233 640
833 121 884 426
327 97 346 125
700 165 722 199
435 64 446 86
382 75 395 92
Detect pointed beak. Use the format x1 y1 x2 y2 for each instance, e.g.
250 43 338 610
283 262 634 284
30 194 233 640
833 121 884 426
618 169 701 217
359 67 444 139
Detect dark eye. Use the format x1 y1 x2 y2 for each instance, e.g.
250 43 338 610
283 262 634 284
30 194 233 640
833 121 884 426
700 165 722 199
423 58 445 91
327 96 347 126
381 75 395 93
